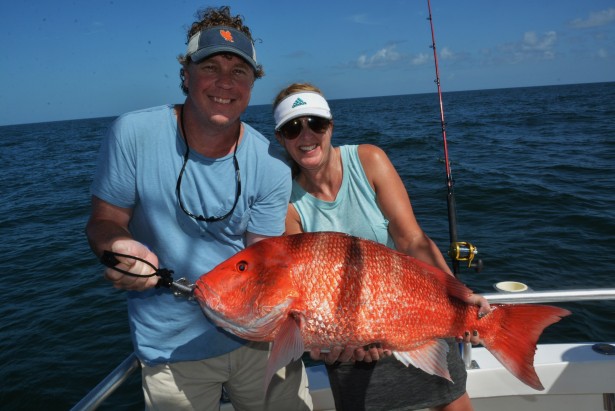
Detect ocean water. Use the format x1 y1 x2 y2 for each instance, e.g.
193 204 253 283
1 82 614 409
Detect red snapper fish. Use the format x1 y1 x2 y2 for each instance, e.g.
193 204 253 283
194 232 570 390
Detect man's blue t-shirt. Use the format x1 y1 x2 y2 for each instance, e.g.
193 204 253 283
91 105 291 365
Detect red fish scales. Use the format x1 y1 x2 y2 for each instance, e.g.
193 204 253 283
285 233 461 350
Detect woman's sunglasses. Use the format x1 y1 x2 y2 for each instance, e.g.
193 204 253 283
279 116 331 140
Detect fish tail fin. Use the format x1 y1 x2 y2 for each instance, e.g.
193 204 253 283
479 304 571 391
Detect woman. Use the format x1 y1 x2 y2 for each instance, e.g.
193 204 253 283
273 83 489 411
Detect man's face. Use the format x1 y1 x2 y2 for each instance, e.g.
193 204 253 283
183 53 255 129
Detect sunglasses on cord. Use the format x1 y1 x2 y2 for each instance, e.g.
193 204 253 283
279 116 331 140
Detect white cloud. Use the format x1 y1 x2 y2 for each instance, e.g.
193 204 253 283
348 13 378 25
412 52 431 65
597 48 609 58
522 31 557 55
354 45 459 69
440 47 454 60
357 45 401 68
490 31 558 64
570 8 615 29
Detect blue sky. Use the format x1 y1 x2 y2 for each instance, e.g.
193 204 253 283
1 0 613 126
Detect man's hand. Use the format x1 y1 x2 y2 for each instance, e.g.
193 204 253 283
104 239 160 291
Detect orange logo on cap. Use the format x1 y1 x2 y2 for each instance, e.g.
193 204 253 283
219 30 234 43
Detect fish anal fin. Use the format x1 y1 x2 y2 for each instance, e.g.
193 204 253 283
393 339 452 382
264 315 305 392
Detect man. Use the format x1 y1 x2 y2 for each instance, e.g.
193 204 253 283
86 6 312 411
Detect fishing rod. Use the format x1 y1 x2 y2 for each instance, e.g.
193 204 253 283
426 0 478 276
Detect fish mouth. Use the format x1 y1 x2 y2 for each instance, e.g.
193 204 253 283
198 303 244 335
193 281 221 308
195 282 295 340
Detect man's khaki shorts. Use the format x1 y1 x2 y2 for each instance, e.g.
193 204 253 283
142 341 313 411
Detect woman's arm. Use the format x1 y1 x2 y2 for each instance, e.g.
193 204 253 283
359 144 490 320
358 144 451 273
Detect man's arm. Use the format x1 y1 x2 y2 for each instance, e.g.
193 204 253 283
86 196 159 291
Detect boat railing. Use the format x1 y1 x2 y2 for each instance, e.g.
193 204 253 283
483 287 615 304
70 352 140 411
70 287 615 410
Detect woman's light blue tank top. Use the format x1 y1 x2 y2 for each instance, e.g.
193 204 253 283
290 145 395 248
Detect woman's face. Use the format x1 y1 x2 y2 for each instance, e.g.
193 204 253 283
276 116 334 172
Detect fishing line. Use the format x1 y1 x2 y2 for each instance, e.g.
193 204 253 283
426 0 478 276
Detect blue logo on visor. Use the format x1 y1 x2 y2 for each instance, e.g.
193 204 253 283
291 98 307 108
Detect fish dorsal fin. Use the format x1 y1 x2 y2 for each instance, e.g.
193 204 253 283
393 339 452 382
443 273 474 302
417 259 474 302
264 315 305 393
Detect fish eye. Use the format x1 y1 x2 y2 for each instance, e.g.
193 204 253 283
236 261 248 272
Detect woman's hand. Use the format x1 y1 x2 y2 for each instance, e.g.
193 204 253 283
465 293 491 319
352 344 392 362
310 343 392 364
456 293 492 345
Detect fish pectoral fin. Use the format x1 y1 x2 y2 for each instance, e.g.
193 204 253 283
264 315 305 392
393 339 452 383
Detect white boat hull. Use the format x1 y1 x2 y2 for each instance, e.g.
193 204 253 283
303 342 615 411
467 343 615 411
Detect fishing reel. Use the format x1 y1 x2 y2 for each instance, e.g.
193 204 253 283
449 241 482 272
